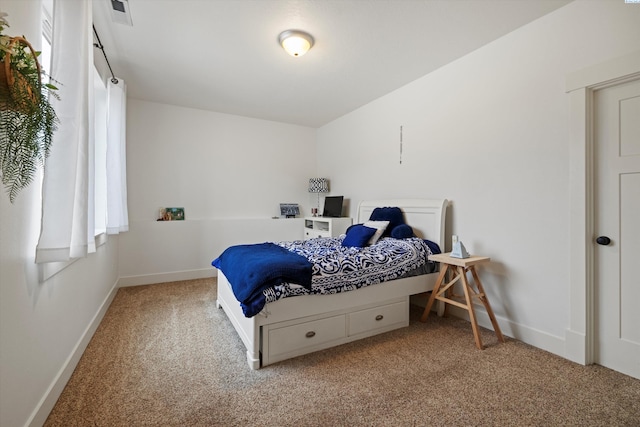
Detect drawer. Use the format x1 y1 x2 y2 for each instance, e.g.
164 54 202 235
348 301 408 337
304 230 330 239
267 314 346 358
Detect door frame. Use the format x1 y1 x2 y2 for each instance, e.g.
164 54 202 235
566 50 640 365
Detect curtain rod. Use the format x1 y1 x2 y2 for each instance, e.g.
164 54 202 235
92 25 119 84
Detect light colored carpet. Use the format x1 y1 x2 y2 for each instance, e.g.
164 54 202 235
45 278 640 426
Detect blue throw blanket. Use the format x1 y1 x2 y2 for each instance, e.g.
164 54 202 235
212 243 313 317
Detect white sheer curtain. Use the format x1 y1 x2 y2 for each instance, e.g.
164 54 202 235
36 0 95 263
106 79 128 234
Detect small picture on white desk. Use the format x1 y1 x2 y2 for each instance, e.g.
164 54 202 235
280 203 300 218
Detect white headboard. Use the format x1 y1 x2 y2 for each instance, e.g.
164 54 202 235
356 199 448 250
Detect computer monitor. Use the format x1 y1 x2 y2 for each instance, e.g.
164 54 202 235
322 196 344 218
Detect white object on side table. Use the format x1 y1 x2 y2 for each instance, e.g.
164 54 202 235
304 217 352 240
450 241 470 258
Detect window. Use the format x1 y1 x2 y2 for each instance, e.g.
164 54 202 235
94 67 108 236
41 8 52 77
43 11 107 226
46 5 108 238
36 1 128 266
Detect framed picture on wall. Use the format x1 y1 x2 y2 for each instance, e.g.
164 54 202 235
160 207 185 221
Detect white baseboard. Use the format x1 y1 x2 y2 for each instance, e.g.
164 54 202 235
445 305 566 358
118 268 215 287
564 329 588 365
412 294 566 358
27 279 119 427
26 269 216 426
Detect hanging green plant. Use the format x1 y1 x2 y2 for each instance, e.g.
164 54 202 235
0 13 59 203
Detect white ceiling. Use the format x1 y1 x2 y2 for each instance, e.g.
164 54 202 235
92 0 573 128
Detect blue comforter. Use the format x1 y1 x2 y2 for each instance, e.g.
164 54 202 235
212 243 312 317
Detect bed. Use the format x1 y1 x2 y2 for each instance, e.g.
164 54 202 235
214 198 448 369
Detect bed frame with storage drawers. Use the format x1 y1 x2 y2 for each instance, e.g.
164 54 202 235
216 198 448 369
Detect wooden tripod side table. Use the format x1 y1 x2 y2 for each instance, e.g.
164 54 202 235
420 253 505 349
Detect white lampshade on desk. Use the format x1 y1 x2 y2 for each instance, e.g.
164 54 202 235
308 178 329 215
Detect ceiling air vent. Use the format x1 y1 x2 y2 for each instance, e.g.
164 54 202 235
110 0 133 26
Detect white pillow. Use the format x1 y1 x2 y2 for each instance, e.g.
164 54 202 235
363 220 390 245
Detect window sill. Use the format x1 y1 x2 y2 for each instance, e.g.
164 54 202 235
38 232 108 282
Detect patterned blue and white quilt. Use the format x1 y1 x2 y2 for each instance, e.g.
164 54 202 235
263 236 436 304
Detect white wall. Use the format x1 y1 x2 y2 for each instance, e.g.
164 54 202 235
2 1 637 425
119 100 317 284
317 0 640 356
0 3 120 427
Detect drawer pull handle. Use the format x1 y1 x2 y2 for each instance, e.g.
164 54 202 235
375 315 384 321
305 331 316 338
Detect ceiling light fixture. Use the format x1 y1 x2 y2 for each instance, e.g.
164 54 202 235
278 29 314 57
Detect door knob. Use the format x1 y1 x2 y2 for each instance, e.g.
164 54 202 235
596 236 611 246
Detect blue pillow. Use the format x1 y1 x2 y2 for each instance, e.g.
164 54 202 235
342 225 377 248
370 207 405 236
423 239 441 255
391 224 414 239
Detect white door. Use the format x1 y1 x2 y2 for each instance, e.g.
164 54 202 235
594 78 640 380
